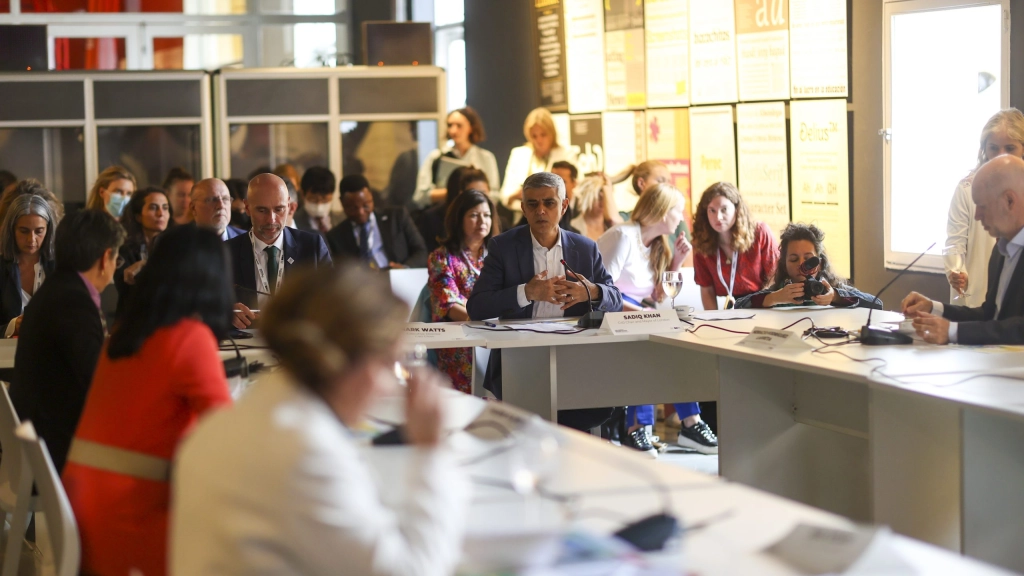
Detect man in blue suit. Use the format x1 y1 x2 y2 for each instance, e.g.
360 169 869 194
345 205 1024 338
189 178 246 240
468 171 622 430
227 174 332 329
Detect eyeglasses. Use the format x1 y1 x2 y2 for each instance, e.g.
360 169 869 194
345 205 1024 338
201 195 232 206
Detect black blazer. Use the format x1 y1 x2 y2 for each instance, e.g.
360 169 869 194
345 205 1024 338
10 268 105 473
0 257 55 328
325 208 427 268
114 239 147 317
466 225 622 405
225 227 333 308
943 244 1024 344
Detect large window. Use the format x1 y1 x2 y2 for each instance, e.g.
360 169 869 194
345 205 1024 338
883 0 1008 271
433 0 465 111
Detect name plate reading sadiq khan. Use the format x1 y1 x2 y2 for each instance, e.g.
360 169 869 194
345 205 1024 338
404 323 467 340
602 310 682 335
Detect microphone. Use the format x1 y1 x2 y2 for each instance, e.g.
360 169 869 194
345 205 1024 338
860 242 936 346
233 284 271 297
559 258 605 329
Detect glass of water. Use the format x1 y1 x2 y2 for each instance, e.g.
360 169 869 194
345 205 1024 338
661 270 684 309
942 245 969 299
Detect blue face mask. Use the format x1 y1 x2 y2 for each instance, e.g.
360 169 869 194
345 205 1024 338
106 193 128 217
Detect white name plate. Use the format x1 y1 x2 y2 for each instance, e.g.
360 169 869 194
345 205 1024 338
737 327 812 352
404 323 466 340
602 310 682 335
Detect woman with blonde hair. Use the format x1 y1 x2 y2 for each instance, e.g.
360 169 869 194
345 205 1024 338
172 264 465 576
87 165 137 217
597 183 714 455
500 107 574 212
945 108 1024 307
571 173 623 241
692 182 778 311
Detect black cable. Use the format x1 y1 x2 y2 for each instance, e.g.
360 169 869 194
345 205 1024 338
692 314 755 322
686 324 751 336
473 325 591 335
781 316 816 331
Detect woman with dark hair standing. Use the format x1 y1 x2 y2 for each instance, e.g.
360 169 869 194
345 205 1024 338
427 189 498 393
115 186 170 315
62 224 234 576
414 106 500 208
736 223 879 309
691 182 778 310
0 193 58 337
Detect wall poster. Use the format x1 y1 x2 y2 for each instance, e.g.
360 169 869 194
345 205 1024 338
533 0 569 110
688 105 737 203
564 0 607 113
605 28 647 110
789 99 850 277
645 107 692 227
789 0 848 98
689 0 738 105
736 101 790 239
735 0 790 101
645 0 689 108
603 111 646 212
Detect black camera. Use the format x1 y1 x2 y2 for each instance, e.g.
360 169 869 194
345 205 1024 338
799 256 827 299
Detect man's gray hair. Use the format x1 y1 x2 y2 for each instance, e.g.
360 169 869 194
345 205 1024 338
522 171 566 201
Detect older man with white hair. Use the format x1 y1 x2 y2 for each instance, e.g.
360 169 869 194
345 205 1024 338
189 178 245 240
903 154 1024 344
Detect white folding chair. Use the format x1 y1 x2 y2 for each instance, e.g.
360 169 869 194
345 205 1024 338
0 384 35 576
13 423 79 576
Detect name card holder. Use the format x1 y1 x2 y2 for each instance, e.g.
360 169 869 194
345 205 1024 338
601 310 683 335
736 327 812 352
404 323 466 340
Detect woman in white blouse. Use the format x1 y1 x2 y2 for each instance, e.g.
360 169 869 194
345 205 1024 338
501 107 574 212
0 190 58 338
171 264 466 576
946 109 1024 307
414 106 500 209
597 183 717 458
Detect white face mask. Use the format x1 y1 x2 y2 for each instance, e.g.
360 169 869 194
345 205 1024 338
306 201 331 219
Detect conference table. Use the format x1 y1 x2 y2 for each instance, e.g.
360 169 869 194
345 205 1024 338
361 384 1013 575
433 307 1024 572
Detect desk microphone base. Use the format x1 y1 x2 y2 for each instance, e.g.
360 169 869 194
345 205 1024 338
577 311 605 329
859 325 913 346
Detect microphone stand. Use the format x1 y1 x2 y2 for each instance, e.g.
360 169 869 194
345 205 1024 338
559 259 605 329
860 242 935 346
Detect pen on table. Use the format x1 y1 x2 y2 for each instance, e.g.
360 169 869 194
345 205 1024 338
484 321 498 327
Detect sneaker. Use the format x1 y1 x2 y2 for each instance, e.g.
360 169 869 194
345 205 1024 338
676 421 719 454
623 427 658 459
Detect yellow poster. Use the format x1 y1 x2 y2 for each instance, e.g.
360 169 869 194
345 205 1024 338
735 0 790 101
737 102 789 240
645 108 692 227
790 99 850 277
688 105 737 208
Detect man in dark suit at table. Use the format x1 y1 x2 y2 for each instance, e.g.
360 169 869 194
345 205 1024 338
189 178 245 240
227 174 332 329
904 155 1024 344
467 171 622 430
326 174 427 268
10 209 125 472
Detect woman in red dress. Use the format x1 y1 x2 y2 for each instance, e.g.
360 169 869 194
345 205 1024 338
691 182 779 310
62 224 234 576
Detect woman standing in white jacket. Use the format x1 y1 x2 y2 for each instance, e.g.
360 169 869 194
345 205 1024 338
945 109 1024 307
500 107 575 213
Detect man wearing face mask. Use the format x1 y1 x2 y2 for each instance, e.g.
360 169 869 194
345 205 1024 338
226 174 332 329
293 167 342 236
326 175 427 269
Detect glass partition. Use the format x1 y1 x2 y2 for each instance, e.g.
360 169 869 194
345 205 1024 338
229 122 328 181
0 127 86 204
341 121 437 209
97 125 201 188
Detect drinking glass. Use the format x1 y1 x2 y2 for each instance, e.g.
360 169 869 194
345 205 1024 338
661 271 684 309
942 245 969 299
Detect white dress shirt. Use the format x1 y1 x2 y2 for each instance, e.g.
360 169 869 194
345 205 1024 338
171 371 468 576
597 223 654 306
252 231 285 308
945 173 995 307
413 144 501 208
934 224 1024 343
516 230 566 318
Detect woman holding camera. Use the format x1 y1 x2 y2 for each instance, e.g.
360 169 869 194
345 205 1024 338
735 222 879 309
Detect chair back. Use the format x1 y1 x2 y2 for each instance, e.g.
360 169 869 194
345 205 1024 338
15 422 80 576
410 283 433 323
0 384 23 502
